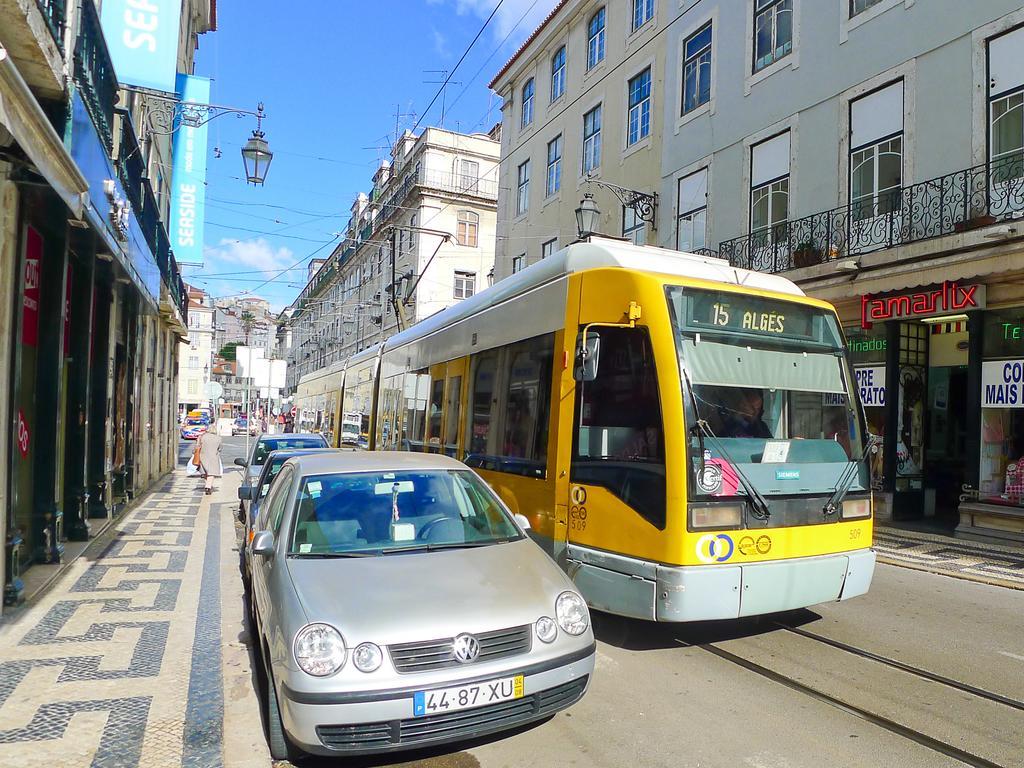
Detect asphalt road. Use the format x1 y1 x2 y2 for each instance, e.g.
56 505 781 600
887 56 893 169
191 436 1024 768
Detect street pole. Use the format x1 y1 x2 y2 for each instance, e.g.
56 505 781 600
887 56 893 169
243 349 251 461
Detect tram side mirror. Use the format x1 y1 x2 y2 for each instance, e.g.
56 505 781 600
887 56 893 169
574 331 601 382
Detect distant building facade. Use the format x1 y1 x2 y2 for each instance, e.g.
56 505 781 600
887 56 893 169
285 126 500 390
213 295 275 356
178 286 215 415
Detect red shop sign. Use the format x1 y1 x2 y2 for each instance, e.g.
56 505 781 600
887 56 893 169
861 281 986 329
22 226 42 347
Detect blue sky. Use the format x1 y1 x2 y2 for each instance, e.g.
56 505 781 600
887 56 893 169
183 0 558 311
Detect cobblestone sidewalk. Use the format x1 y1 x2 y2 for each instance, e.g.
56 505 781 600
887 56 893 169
874 525 1024 589
0 468 263 768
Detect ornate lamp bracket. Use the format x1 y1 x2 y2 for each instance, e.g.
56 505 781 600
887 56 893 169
585 174 658 230
121 85 266 136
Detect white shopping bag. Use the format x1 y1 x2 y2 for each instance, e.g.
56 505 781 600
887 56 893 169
186 458 201 477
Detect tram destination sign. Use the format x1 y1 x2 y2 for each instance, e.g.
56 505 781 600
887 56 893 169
861 281 985 329
686 291 819 341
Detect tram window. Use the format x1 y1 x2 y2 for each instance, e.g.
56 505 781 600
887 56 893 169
405 371 430 451
444 375 463 457
427 378 444 453
572 327 666 529
467 352 498 460
498 335 553 478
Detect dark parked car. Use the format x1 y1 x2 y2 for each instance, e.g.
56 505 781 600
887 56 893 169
234 433 330 508
237 447 336 582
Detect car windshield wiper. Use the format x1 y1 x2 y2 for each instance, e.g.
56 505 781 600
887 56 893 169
822 433 878 517
290 551 376 558
381 541 498 555
681 366 773 523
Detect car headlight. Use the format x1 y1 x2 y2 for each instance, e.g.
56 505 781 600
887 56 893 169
841 497 872 520
352 642 383 672
535 616 557 643
689 503 744 530
555 591 589 636
293 623 346 676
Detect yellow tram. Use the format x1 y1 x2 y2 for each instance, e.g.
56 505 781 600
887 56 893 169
294 238 876 621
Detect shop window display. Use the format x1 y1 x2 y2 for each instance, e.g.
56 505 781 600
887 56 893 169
980 409 1024 505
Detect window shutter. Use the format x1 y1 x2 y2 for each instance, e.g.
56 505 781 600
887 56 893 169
751 131 790 187
851 80 904 149
678 168 708 215
990 26 1024 97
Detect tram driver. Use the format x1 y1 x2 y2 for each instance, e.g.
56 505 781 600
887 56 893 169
719 388 773 439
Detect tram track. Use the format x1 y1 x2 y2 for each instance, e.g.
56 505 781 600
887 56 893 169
680 622 1024 768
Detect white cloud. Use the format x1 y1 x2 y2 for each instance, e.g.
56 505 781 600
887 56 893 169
203 238 295 278
436 0 560 45
432 27 450 59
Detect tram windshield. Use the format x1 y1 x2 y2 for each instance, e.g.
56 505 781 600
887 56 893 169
666 287 867 498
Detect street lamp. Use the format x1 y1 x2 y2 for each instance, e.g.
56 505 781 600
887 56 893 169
575 194 601 239
242 127 273 186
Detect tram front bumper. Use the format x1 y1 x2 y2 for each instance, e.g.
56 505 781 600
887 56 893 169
656 548 876 622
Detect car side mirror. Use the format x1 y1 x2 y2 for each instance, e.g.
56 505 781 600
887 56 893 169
234 457 247 468
252 530 275 557
238 485 253 501
573 331 600 382
514 513 531 531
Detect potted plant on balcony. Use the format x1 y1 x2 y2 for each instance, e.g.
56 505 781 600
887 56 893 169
953 213 998 233
793 241 823 268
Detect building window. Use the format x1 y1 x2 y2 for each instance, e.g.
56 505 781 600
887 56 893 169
989 27 1024 191
587 8 606 70
682 22 712 115
541 238 558 258
750 131 790 235
551 46 566 102
582 105 602 174
187 379 198 395
516 160 530 215
850 0 884 17
676 168 708 252
189 355 199 369
632 0 654 31
991 91 1023 173
622 206 645 245
627 68 652 146
546 135 562 197
521 78 535 128
454 271 476 299
753 0 793 73
459 159 479 192
512 254 525 273
456 210 479 247
850 80 904 224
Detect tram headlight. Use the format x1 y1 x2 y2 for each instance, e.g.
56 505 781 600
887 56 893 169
840 497 872 520
689 503 744 530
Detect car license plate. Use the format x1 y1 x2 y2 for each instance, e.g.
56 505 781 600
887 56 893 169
413 675 524 717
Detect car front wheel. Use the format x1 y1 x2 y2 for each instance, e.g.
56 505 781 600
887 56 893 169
263 650 300 762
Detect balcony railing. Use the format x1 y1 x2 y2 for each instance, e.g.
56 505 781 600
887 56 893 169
74 0 118 152
718 156 1024 274
36 0 67 47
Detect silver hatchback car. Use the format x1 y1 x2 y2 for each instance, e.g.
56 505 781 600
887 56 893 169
248 452 596 760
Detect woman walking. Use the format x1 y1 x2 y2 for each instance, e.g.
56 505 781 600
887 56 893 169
197 428 223 495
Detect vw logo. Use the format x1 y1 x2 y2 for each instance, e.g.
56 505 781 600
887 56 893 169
452 634 481 664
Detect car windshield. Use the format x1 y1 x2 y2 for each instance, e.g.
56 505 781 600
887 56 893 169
252 436 326 465
258 455 291 498
288 469 521 556
185 418 205 426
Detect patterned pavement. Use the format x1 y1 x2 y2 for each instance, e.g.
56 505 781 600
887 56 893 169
874 525 1024 589
0 469 245 768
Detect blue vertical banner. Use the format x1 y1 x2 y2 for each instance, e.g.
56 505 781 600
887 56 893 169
99 0 183 92
169 74 210 266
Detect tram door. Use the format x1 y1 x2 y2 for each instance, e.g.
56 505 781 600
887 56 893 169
425 360 466 457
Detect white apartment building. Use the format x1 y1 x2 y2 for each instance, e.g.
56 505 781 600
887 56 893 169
286 126 500 388
177 286 215 414
489 0 669 280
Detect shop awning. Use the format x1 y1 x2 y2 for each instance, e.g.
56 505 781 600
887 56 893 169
0 45 88 219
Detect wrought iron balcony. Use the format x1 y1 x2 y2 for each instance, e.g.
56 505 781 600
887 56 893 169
73 0 117 152
36 0 66 47
718 157 1024 274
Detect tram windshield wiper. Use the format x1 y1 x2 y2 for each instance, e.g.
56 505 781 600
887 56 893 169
822 434 878 517
682 367 772 523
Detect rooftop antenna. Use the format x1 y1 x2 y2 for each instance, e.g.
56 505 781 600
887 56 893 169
423 70 462 130
393 102 417 152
